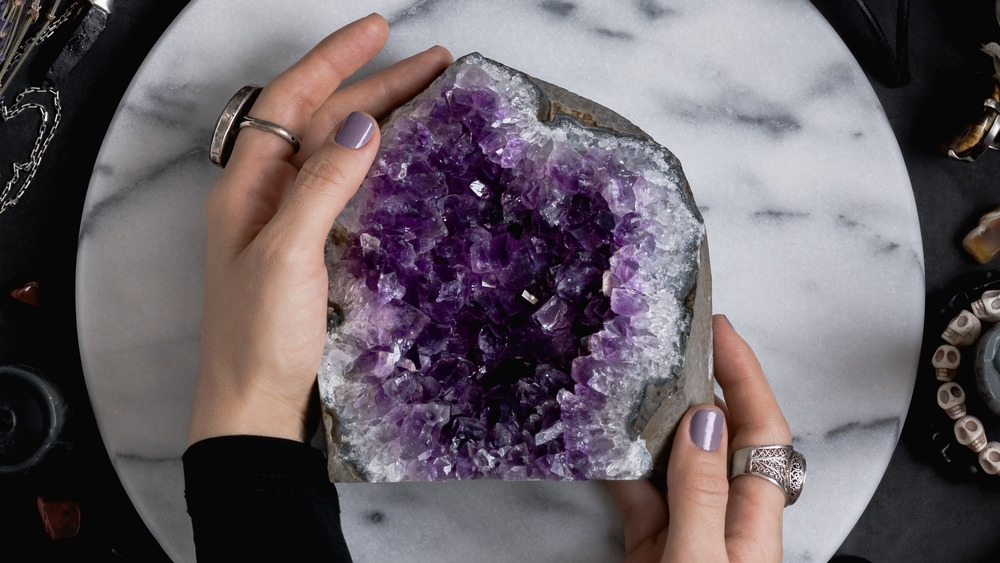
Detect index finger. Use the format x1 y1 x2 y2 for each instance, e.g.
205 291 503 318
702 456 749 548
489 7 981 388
713 315 790 562
226 13 390 175
714 315 791 450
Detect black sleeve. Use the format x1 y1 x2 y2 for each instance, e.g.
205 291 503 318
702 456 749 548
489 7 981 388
183 435 353 562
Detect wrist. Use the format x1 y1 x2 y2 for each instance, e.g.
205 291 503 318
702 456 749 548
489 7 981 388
187 372 311 445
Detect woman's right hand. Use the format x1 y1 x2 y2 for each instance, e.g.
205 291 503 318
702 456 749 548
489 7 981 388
189 14 454 445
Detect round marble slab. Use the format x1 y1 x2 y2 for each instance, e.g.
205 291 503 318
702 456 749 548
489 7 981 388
76 1 924 561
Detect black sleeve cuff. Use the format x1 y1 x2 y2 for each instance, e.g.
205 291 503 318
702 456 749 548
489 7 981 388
183 435 352 562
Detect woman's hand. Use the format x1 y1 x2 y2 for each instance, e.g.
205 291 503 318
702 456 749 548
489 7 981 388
609 314 792 562
188 14 453 445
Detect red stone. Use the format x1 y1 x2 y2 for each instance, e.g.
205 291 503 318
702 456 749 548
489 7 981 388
10 281 40 306
36 497 81 540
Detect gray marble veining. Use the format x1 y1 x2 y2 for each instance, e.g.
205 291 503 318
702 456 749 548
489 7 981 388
76 1 924 561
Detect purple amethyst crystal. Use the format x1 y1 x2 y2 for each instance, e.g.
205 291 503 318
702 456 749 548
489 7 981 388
321 53 711 482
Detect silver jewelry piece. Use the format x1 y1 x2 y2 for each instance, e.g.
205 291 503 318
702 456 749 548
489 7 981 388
948 87 1000 162
238 116 301 153
1 87 62 217
730 445 806 507
210 85 301 167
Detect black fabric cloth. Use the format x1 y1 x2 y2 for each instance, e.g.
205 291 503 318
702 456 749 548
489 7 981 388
183 435 352 561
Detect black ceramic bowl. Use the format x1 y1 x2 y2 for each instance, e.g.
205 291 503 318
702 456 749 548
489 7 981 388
0 365 65 474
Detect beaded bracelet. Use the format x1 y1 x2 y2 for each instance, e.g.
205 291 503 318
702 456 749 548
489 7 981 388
933 290 1000 475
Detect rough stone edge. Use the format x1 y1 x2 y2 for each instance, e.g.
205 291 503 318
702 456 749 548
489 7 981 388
639 242 713 471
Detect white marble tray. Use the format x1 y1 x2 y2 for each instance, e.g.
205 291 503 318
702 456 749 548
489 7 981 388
76 1 924 561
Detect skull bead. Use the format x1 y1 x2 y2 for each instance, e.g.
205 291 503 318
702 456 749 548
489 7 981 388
978 441 1000 475
972 290 1000 322
954 415 988 452
937 382 967 419
942 310 982 347
931 344 961 381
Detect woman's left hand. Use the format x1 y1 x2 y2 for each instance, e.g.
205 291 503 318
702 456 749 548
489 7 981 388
608 315 792 562
189 14 453 445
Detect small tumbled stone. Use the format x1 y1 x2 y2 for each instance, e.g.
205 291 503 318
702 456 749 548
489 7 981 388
9 281 40 306
320 53 711 482
963 208 1000 264
36 497 81 540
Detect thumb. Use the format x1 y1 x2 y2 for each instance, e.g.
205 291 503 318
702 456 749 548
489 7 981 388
267 111 379 249
663 405 730 561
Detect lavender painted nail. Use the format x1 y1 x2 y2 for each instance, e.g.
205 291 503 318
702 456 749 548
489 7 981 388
690 409 722 451
335 111 376 149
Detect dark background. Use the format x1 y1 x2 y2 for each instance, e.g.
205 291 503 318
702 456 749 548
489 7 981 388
1 0 998 560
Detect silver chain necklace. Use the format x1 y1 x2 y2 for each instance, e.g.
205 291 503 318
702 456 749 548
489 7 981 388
0 1 81 216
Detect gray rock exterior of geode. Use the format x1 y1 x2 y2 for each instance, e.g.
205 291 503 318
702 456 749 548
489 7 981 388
638 243 712 470
322 53 713 481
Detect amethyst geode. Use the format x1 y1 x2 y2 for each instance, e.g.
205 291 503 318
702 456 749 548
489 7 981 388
320 53 712 482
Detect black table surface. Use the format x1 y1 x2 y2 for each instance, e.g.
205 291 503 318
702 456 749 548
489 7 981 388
1 1 999 561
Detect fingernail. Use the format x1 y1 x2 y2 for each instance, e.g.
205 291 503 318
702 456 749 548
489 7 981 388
721 314 734 331
335 112 376 149
690 409 723 451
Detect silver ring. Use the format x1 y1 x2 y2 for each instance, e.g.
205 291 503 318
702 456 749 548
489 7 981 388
209 85 301 168
729 445 806 507
238 116 301 153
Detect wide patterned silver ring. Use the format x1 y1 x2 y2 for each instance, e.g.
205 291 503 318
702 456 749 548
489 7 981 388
730 445 806 507
209 85 301 168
